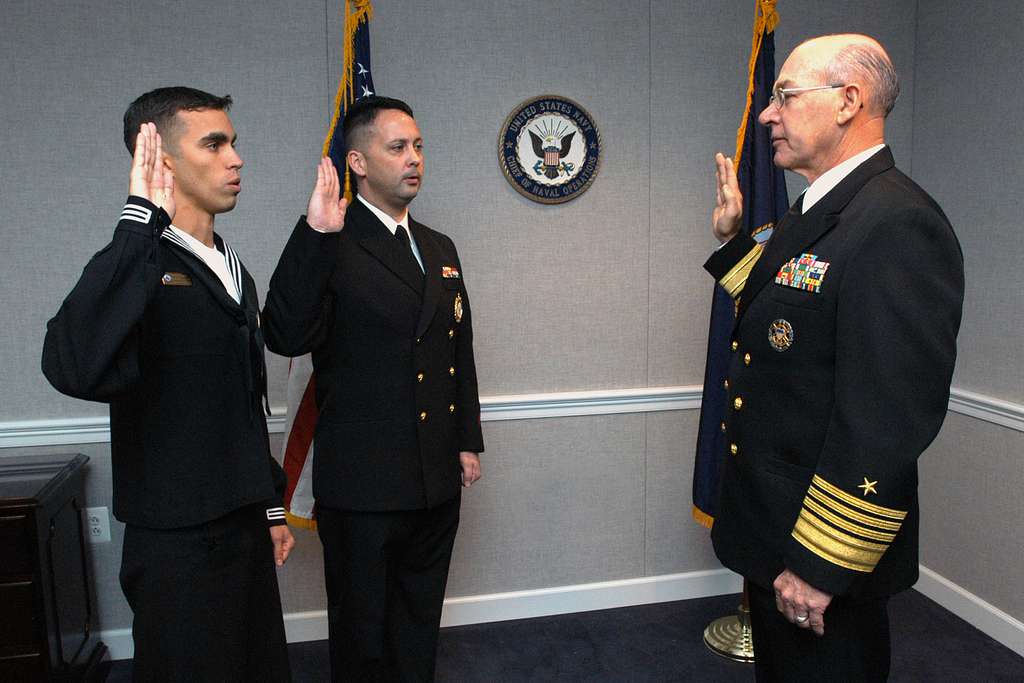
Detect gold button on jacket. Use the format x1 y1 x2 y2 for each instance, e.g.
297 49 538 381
699 147 964 599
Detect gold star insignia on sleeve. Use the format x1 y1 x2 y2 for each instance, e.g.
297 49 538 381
792 475 907 572
858 478 879 496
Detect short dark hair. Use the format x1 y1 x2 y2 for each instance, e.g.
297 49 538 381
123 87 233 154
341 95 415 153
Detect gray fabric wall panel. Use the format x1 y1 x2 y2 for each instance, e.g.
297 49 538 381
910 2 1023 624
4 0 1022 645
2 0 926 416
911 0 1024 403
1 0 328 421
919 414 1024 620
447 415 647 596
1 0 131 420
644 411 721 574
648 0 755 386
363 1 653 394
771 0 918 165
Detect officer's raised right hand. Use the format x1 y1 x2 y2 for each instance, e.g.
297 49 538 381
712 152 743 243
306 157 348 233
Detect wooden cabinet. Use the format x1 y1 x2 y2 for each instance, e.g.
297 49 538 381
0 454 106 682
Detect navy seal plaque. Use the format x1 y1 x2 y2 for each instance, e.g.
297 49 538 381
498 95 602 204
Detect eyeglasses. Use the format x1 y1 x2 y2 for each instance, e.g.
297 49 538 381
768 84 845 108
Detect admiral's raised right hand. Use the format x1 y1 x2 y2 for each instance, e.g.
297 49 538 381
712 152 742 243
129 123 175 220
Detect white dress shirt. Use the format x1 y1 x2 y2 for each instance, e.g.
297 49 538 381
357 194 424 272
800 144 886 213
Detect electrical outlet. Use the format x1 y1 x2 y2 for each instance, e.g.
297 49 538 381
84 506 111 543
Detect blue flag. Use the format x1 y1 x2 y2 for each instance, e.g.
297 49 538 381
693 0 789 528
322 0 375 199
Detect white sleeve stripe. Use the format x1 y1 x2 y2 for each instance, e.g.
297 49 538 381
122 203 151 216
120 204 152 224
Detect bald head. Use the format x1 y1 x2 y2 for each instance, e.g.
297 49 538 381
759 33 892 183
796 34 899 117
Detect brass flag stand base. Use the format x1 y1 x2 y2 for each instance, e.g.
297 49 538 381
703 580 755 662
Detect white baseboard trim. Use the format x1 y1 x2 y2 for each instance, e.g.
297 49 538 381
282 568 742 644
439 567 742 628
98 568 742 660
4 385 1020 449
95 565 1024 662
915 565 1024 657
97 627 133 662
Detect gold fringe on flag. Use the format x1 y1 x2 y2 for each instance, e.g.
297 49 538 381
733 0 779 168
321 0 374 201
285 510 319 531
692 504 715 530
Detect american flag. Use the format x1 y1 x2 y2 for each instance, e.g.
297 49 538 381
280 0 375 528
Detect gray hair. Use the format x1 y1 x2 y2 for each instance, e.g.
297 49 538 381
824 42 900 117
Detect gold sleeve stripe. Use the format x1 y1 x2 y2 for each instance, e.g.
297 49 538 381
793 511 886 573
807 486 903 532
812 475 907 520
718 243 763 298
793 520 876 573
797 510 890 553
801 496 897 543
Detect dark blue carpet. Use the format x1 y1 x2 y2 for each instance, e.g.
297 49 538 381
103 589 1024 681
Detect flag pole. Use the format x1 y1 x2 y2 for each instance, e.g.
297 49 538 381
699 0 783 663
703 580 755 662
281 0 375 531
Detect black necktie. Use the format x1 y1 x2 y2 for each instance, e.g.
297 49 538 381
767 193 803 243
394 225 424 294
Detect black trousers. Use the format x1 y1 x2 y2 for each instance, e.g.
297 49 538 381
318 494 461 683
119 504 291 683
747 579 891 683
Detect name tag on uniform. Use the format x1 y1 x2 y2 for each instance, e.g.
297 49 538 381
161 272 193 286
441 265 461 279
775 254 829 293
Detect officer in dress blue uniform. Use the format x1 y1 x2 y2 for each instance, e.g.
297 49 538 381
263 96 484 682
705 35 964 682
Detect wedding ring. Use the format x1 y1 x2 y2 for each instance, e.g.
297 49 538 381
795 614 809 623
